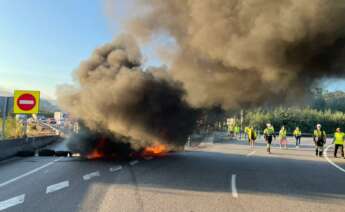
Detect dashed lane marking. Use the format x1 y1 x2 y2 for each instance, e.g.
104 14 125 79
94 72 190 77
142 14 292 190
324 144 345 174
83 171 100 181
246 151 256 157
109 166 122 172
0 194 25 211
129 160 139 166
0 158 62 189
46 181 69 194
231 174 238 198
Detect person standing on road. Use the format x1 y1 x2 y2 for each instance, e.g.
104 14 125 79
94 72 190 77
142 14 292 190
228 124 234 137
234 125 240 139
333 128 345 158
247 126 257 149
264 123 275 154
279 126 288 149
313 124 327 157
293 127 302 148
244 126 250 142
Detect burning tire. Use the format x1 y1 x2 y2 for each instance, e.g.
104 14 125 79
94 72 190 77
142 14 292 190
17 150 35 157
55 151 72 157
38 149 56 156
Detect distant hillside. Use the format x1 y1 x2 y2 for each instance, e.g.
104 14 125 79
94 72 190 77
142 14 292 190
40 99 60 113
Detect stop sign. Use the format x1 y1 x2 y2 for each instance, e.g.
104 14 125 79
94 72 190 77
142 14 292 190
17 93 36 111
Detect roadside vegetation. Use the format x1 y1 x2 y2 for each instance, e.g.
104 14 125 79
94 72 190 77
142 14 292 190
0 118 21 139
197 90 345 135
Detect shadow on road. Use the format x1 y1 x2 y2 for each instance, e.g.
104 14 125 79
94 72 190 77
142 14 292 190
45 147 345 211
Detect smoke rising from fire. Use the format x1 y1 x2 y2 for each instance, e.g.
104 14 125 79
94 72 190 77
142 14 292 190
57 35 197 150
123 0 345 109
58 1 345 153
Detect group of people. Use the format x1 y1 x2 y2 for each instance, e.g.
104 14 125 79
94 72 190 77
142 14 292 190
244 123 344 158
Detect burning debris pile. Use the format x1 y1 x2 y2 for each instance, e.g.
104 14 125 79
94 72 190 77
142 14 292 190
57 36 197 158
59 0 345 158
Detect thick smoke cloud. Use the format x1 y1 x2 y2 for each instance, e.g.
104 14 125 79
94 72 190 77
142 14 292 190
124 0 345 109
59 1 345 153
57 35 197 150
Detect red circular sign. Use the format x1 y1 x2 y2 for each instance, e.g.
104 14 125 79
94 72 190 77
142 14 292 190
17 93 36 111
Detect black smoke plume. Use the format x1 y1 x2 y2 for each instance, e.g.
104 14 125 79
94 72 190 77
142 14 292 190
57 35 198 154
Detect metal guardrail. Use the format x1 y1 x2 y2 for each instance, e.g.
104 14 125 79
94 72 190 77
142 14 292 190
37 121 61 136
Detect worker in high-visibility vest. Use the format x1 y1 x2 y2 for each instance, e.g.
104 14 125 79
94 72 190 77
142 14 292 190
234 125 240 138
313 124 327 157
333 128 344 158
228 124 234 137
264 123 275 154
244 126 250 141
247 126 257 149
279 126 287 149
293 127 302 148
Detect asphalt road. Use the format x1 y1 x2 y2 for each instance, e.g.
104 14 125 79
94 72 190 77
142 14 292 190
0 134 345 212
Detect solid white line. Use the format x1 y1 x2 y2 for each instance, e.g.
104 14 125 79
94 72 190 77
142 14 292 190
246 151 256 157
0 158 62 188
231 174 238 198
324 145 345 174
83 171 100 181
109 166 122 172
129 160 139 166
0 194 25 211
46 181 69 194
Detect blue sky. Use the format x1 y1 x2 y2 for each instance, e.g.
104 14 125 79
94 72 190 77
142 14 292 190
0 0 163 98
0 0 344 99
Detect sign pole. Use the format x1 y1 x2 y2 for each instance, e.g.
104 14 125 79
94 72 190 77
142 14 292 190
1 97 8 139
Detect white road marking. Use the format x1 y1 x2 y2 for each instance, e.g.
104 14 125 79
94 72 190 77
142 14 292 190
0 158 62 188
231 174 238 198
129 160 139 166
109 166 122 172
46 181 69 194
324 145 345 174
0 194 25 211
83 171 100 181
246 151 256 157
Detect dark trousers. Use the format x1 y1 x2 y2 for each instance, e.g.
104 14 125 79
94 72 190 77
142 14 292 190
334 144 344 157
315 145 324 156
265 135 273 152
295 136 301 146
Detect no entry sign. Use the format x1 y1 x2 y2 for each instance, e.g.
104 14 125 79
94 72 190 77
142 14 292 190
13 90 40 114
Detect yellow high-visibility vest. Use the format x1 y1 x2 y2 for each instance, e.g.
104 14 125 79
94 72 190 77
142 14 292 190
334 132 344 145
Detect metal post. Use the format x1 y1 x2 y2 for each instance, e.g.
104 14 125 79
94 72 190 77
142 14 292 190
240 109 243 140
1 97 8 139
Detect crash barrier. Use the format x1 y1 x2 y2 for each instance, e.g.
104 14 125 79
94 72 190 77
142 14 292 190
0 136 61 161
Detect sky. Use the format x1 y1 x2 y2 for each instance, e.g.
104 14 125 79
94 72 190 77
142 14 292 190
0 0 344 99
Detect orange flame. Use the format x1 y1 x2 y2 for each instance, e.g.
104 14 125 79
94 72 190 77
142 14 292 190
87 149 104 159
143 144 168 157
87 138 106 159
